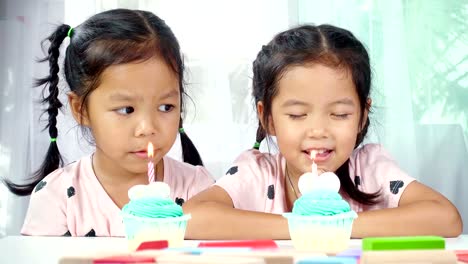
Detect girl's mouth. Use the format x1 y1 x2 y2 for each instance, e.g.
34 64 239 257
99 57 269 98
303 149 333 162
132 151 148 159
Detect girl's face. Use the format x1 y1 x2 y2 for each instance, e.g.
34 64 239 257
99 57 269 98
264 64 367 178
75 57 180 176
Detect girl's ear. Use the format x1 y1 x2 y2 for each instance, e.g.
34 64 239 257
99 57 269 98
360 98 372 131
257 101 276 136
68 92 90 127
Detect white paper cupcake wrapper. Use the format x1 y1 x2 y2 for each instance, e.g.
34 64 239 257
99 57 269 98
122 213 191 250
283 211 357 253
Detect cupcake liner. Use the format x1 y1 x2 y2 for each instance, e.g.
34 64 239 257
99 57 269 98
283 211 357 253
122 213 191 250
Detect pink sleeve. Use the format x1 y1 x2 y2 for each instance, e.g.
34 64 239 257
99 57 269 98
351 144 416 209
21 169 68 236
187 166 215 198
215 150 271 212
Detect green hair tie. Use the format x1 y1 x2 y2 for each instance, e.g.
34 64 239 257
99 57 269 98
179 128 185 134
253 141 260 149
67 27 74 38
50 138 57 142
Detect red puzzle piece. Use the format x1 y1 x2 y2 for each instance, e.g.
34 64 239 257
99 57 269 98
136 240 169 251
456 250 468 263
198 240 278 249
94 255 155 263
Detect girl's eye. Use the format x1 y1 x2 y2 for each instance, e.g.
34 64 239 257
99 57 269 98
116 107 134 115
158 104 174 112
288 114 306 120
332 113 350 119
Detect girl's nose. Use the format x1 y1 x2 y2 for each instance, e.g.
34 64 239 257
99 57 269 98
306 115 329 139
307 127 327 139
134 115 157 137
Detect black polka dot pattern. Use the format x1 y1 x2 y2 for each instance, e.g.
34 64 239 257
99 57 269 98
226 166 238 175
85 229 96 237
67 186 75 198
390 180 404 194
34 181 46 193
354 176 361 186
267 185 275 199
175 197 185 206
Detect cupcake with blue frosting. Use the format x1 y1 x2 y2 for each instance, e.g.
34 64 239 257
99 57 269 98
283 170 357 253
121 182 190 250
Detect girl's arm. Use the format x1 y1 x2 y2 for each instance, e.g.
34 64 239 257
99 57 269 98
352 181 463 238
183 185 290 239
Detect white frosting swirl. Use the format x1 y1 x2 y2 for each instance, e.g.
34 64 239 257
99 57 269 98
298 171 340 194
128 182 171 200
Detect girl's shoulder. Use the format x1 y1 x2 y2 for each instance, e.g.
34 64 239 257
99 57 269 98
221 149 282 182
164 156 213 180
348 144 415 205
31 155 93 197
233 149 281 168
350 143 394 164
349 143 403 180
163 156 215 198
215 149 284 212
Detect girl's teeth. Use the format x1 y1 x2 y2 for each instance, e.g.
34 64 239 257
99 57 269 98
311 149 327 154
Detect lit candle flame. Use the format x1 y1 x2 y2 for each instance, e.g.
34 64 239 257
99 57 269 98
147 142 154 159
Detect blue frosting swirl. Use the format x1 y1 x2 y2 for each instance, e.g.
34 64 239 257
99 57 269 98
122 197 183 218
292 190 351 216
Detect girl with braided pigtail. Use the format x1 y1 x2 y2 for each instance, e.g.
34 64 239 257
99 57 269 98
4 9 214 236
183 24 462 239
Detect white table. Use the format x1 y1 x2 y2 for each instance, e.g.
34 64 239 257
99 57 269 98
1 235 467 264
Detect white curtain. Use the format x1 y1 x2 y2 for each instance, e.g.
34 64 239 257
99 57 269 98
1 0 467 235
0 0 68 236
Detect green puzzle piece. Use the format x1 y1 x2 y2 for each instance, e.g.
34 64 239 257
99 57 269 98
362 236 445 251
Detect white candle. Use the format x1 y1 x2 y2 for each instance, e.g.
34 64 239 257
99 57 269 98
311 150 318 177
147 142 155 182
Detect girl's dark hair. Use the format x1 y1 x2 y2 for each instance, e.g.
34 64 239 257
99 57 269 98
5 9 203 196
252 24 379 205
